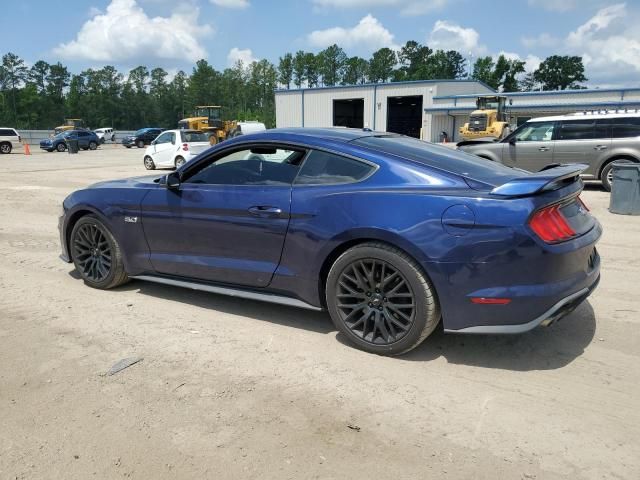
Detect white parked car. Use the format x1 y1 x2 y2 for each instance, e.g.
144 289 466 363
143 129 211 170
94 128 116 143
0 127 21 154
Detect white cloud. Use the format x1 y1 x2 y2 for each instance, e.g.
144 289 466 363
308 14 397 52
523 3 640 86
54 0 213 63
227 47 257 66
88 6 103 16
210 0 249 8
428 20 487 56
311 0 448 16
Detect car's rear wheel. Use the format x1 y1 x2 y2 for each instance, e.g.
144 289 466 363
89 141 97 150
70 215 128 289
143 156 156 170
0 142 12 154
326 242 440 356
175 156 186 169
136 140 144 148
57 143 66 152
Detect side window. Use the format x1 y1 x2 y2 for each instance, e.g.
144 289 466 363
78 131 90 137
294 150 375 185
155 132 173 144
185 146 305 186
611 117 640 138
515 122 555 142
557 120 596 140
0 129 13 136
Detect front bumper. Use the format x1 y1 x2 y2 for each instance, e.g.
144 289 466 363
58 213 71 263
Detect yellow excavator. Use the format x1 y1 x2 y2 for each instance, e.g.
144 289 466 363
459 96 510 141
178 106 237 145
54 118 85 135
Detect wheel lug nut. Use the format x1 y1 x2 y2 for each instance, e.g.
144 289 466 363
378 307 382 311
366 292 371 296
368 303 373 307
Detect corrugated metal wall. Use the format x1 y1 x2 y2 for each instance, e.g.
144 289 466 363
303 87 376 128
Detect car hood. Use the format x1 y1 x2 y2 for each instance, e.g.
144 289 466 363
87 175 161 189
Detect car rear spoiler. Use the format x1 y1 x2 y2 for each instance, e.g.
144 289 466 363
490 164 588 197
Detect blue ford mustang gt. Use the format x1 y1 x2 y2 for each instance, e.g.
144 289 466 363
59 128 601 355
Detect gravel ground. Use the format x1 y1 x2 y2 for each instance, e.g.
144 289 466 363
1 146 639 480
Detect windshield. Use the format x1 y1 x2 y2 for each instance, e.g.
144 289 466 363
181 131 209 142
135 129 148 136
196 107 221 119
353 135 525 187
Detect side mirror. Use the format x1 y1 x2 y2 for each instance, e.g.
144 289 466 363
165 171 181 189
151 140 156 145
508 137 517 145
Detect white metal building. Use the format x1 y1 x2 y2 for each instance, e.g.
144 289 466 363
276 81 640 142
275 80 493 142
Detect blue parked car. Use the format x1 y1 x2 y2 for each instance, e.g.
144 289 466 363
40 130 100 152
58 128 601 355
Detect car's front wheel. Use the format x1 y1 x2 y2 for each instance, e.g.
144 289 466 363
70 215 129 289
136 140 144 148
143 156 156 170
326 242 440 356
89 141 97 150
56 143 67 152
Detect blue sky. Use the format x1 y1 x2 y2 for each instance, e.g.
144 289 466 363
3 0 639 87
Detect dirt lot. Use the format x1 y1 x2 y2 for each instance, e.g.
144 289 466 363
1 146 639 480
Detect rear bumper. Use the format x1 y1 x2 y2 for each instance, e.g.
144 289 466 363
445 273 599 334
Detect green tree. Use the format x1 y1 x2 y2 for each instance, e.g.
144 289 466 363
425 50 466 79
369 47 396 83
533 55 587 90
277 53 293 89
28 60 50 94
318 44 346 86
304 52 319 88
292 50 306 88
471 56 495 87
2 53 28 123
341 56 369 85
395 41 432 80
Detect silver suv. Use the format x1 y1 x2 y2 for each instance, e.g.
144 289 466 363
0 127 20 154
458 112 640 191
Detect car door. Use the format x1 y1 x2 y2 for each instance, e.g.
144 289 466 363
77 131 90 148
139 144 306 287
552 119 610 177
151 131 176 167
502 121 556 171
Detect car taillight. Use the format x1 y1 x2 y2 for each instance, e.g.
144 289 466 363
182 143 189 151
529 203 577 243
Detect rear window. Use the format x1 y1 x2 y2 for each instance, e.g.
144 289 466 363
610 117 640 138
352 135 525 186
181 131 208 143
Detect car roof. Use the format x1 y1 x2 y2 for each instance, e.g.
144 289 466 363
244 127 379 143
529 111 640 122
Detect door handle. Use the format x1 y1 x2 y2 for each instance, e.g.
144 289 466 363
248 206 283 217
594 145 608 151
538 146 550 152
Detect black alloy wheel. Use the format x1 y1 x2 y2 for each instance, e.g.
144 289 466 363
72 222 112 283
326 242 440 356
336 259 415 345
70 216 129 289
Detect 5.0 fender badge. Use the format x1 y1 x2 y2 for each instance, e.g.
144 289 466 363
124 216 138 223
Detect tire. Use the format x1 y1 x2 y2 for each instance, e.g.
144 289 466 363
56 142 66 152
89 141 97 150
600 160 636 192
0 142 12 154
208 134 218 146
100 137 105 145
111 135 116 142
70 215 129 289
143 156 156 170
175 156 186 169
125 145 131 149
326 242 440 356
136 140 144 148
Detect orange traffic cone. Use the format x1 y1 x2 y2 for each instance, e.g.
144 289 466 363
23 142 31 155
